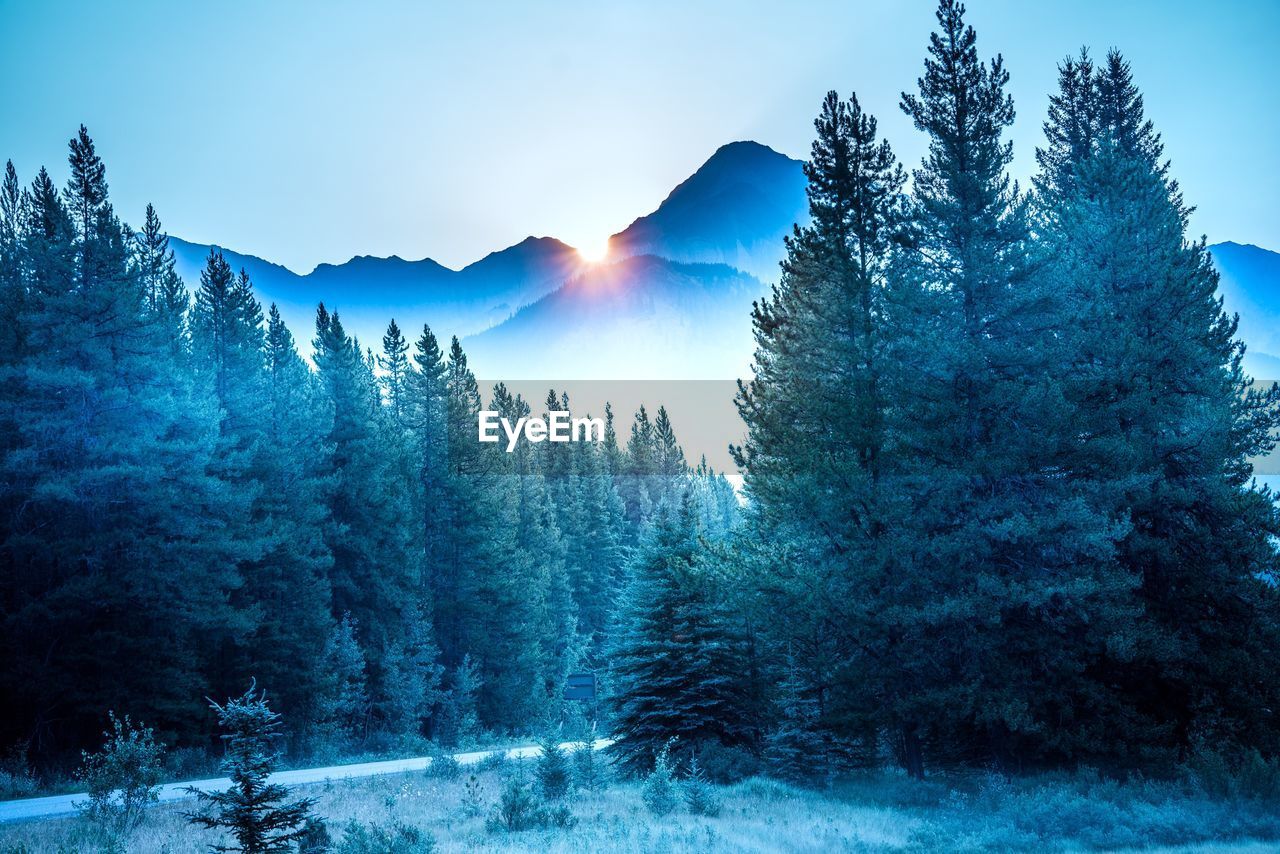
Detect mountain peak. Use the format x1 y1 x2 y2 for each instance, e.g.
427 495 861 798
608 139 807 281
706 139 791 164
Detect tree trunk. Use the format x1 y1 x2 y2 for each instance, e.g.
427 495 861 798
902 722 925 780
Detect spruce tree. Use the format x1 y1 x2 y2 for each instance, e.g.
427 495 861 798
868 0 1130 771
1038 50 1280 760
378 318 411 426
134 204 188 355
0 161 26 364
732 86 907 771
315 612 370 747
186 684 314 853
313 305 426 737
608 499 756 776
0 130 249 750
247 304 337 742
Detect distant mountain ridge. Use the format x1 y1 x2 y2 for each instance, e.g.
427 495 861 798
170 140 805 364
169 141 1278 383
1208 242 1280 379
169 234 585 351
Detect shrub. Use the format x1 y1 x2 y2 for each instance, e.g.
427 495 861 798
642 742 680 817
485 773 578 834
698 742 763 784
542 803 577 829
536 736 571 800
423 750 461 781
1187 748 1280 802
0 769 38 800
164 746 219 781
476 750 509 774
733 776 800 801
337 819 433 854
572 739 605 792
683 755 721 817
0 740 38 799
297 816 333 853
76 712 165 839
487 775 542 832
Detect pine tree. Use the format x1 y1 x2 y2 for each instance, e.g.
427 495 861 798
134 203 188 353
0 160 26 363
608 499 756 776
732 86 907 772
1037 49 1280 760
191 254 265 430
379 318 411 426
618 405 656 526
0 130 250 751
244 304 337 743
536 735 571 800
436 655 481 747
186 683 315 853
564 436 628 650
379 597 443 742
315 613 370 748
764 658 832 787
859 0 1130 771
682 755 721 816
313 305 426 737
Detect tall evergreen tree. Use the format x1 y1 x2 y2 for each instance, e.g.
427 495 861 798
733 86 908 770
882 0 1131 770
0 130 249 754
1037 49 1280 760
312 305 426 737
608 499 756 776
378 318 411 426
0 161 26 364
233 304 337 743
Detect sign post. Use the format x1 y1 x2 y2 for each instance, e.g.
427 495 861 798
563 672 597 729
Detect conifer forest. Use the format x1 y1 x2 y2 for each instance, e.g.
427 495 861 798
3 2 1280 851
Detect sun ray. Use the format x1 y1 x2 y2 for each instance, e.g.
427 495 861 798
576 236 611 264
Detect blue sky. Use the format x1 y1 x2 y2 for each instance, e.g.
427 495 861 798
0 0 1275 272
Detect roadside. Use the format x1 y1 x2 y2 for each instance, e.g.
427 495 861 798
0 738 613 824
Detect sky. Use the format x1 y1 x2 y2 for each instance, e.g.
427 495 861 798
0 0 1276 273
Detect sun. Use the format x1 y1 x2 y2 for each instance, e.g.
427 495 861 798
576 236 611 264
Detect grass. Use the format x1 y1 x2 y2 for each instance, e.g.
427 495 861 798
3 760 1280 852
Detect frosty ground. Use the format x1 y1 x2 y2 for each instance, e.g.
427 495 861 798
3 756 1280 853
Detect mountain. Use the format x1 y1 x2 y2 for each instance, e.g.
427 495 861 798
1209 242 1280 379
464 255 762 380
169 141 806 368
608 140 807 281
459 141 807 380
169 235 586 352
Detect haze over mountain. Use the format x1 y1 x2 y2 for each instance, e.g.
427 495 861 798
169 234 586 355
169 141 1278 383
465 255 763 380
1209 242 1280 380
